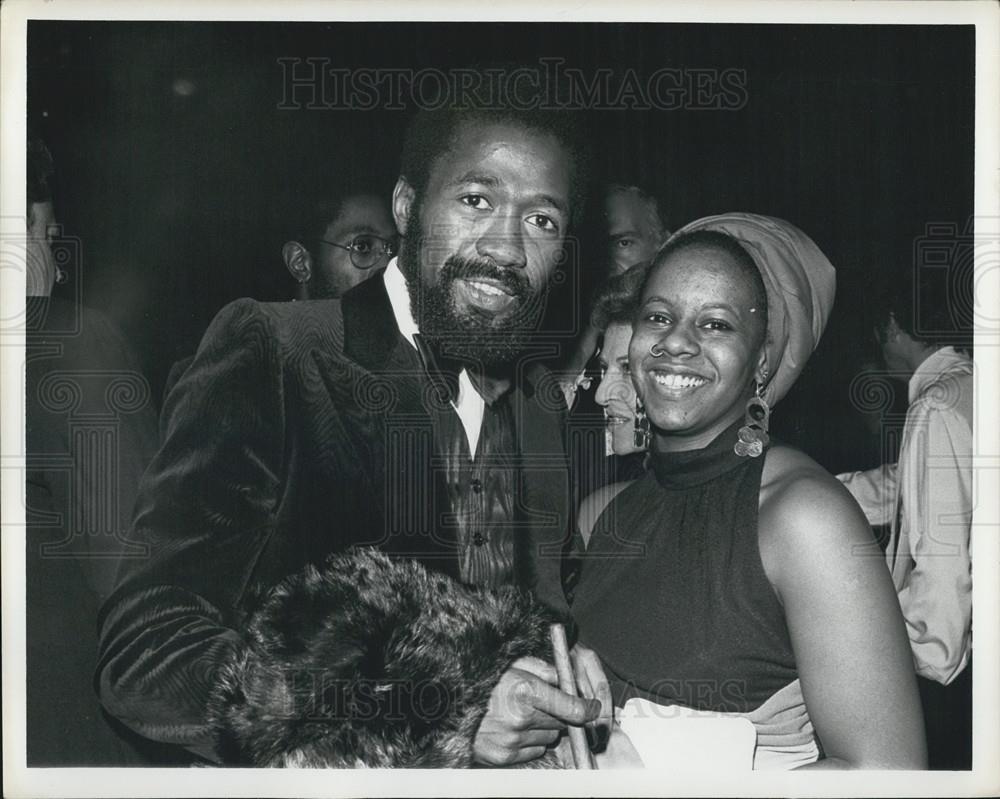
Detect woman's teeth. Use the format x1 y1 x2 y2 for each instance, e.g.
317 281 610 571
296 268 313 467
652 373 708 389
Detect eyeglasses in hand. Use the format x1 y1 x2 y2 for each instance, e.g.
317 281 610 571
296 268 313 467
316 234 398 270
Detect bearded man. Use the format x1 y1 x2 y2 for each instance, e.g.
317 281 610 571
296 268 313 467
97 94 610 767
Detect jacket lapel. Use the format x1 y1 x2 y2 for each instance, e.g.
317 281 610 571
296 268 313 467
339 273 461 581
514 366 572 616
342 270 402 372
338 277 572 601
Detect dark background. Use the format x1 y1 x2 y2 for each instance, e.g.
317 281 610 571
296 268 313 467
27 21 975 473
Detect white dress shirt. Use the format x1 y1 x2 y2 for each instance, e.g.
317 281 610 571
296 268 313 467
383 258 485 456
839 347 974 685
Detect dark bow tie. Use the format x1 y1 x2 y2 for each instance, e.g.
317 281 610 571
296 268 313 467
412 333 512 406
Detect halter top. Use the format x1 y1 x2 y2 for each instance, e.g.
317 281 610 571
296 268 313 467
571 422 819 768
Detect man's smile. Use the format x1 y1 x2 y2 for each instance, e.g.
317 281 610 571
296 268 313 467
454 276 518 314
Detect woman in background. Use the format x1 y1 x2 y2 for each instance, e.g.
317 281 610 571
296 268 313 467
574 263 652 542
572 214 926 769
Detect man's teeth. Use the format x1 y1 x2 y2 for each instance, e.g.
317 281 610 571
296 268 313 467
652 373 708 389
468 280 506 297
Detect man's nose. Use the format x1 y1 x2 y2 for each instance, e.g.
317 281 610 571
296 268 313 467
475 213 527 269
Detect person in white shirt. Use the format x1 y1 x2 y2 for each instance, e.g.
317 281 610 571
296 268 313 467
838 281 973 769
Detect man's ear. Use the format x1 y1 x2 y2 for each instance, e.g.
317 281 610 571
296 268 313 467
392 177 415 236
282 241 312 283
885 313 903 341
875 312 905 346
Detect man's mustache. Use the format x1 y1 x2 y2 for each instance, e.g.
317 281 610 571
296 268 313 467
440 255 530 299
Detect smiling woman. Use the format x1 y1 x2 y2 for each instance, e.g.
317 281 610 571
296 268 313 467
571 213 928 770
588 261 654 459
629 230 768 452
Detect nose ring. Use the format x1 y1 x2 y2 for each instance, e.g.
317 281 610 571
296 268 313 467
649 343 666 358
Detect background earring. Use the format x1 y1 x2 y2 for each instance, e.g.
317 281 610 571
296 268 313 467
633 396 651 450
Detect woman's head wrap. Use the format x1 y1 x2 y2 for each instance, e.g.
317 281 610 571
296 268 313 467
661 213 836 405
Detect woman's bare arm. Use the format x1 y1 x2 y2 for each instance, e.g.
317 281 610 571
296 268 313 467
758 447 926 770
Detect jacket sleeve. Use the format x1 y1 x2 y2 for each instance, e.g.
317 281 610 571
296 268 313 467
837 463 898 526
897 399 973 685
96 298 286 759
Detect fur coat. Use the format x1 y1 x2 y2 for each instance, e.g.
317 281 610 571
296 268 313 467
208 548 565 767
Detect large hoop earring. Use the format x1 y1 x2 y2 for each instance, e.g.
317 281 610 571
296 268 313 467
633 396 651 450
649 343 665 358
734 379 770 458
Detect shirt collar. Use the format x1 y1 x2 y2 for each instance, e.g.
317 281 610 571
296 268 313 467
908 346 967 404
383 257 419 349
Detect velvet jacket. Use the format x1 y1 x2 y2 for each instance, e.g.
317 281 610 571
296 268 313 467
96 275 574 758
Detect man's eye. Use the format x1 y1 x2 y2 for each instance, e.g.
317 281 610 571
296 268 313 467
460 194 491 211
526 213 559 233
645 312 670 325
615 238 634 249
350 236 375 254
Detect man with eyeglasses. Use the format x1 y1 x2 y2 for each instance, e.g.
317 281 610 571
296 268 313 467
281 184 398 299
98 84 611 768
159 186 397 401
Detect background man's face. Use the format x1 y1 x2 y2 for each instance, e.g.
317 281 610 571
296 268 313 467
26 200 57 297
400 120 573 367
875 321 910 377
605 188 663 275
312 193 396 297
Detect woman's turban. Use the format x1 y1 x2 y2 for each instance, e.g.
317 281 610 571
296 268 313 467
665 213 836 405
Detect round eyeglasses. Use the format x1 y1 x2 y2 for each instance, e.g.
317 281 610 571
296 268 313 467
316 234 398 270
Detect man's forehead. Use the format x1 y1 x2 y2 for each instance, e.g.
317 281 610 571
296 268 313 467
606 190 646 218
430 120 570 190
606 191 660 237
325 194 394 237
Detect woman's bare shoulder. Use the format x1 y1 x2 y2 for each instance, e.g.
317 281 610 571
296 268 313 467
757 443 874 591
760 443 842 507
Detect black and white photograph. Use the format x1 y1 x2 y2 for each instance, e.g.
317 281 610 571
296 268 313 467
2 1 998 796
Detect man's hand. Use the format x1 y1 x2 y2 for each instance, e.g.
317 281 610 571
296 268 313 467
472 656 602 766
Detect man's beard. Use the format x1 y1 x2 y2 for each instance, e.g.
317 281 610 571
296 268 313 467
398 210 552 370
